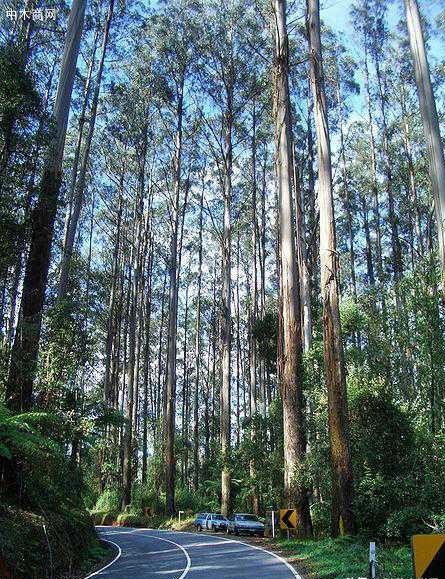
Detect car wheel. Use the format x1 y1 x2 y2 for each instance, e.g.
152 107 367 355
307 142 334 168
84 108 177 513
227 527 231 534
210 523 215 532
234 526 239 536
197 524 202 532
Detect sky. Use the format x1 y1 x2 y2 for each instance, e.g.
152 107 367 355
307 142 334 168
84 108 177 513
322 0 445 61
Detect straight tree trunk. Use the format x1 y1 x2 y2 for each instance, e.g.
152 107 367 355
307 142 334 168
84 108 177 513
293 145 312 352
249 105 259 514
336 76 357 301
363 47 383 286
220 77 234 518
58 0 115 301
272 0 312 537
5 0 86 411
374 57 403 281
142 237 153 484
193 185 204 491
121 174 145 509
164 76 185 515
405 0 445 299
61 26 99 258
307 0 354 536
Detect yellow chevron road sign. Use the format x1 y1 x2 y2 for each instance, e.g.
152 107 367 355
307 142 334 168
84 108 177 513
279 509 297 530
412 534 445 579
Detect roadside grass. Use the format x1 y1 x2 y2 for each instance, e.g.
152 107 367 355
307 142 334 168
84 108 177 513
276 535 413 579
91 509 196 532
73 542 112 579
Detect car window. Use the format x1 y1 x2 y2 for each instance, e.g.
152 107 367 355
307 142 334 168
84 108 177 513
237 515 258 521
213 515 224 520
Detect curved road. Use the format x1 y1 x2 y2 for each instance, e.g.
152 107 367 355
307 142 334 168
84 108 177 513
87 527 301 579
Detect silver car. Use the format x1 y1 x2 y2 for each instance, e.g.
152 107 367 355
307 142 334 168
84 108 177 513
227 513 265 536
204 513 228 532
194 512 208 531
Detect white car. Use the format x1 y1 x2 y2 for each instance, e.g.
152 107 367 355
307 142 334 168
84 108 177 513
204 513 228 532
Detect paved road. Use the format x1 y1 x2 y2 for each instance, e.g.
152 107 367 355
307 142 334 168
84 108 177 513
87 527 301 579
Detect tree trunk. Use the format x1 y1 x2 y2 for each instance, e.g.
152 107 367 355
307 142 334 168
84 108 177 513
272 0 312 537
249 105 260 514
307 0 354 536
121 171 145 509
58 0 115 301
164 77 185 516
220 75 234 518
336 76 357 301
5 0 86 411
293 145 312 352
193 185 204 491
405 0 445 300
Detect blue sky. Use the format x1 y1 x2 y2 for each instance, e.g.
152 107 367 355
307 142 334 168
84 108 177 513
322 0 445 60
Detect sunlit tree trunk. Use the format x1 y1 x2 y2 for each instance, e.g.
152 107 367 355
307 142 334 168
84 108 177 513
272 0 312 537
307 0 354 536
293 145 312 352
58 0 115 301
6 0 86 411
164 74 185 515
193 186 204 491
405 0 445 300
220 74 234 518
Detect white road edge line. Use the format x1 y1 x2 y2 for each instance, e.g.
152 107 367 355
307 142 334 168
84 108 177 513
84 539 122 578
133 530 192 579
143 528 303 579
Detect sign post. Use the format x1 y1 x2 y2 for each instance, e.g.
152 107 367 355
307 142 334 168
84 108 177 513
271 511 275 539
369 542 376 579
178 510 184 524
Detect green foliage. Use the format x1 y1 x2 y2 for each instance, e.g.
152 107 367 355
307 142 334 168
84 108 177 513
94 488 121 515
116 511 151 527
277 536 412 579
0 46 40 126
252 310 278 373
0 401 98 578
382 507 428 540
0 505 97 579
340 298 367 337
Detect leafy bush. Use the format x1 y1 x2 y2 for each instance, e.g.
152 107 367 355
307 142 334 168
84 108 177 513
116 512 150 527
0 505 97 578
94 488 121 515
382 507 429 540
0 402 98 578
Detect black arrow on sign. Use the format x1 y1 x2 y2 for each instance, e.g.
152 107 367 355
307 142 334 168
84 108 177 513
422 540 445 579
281 510 296 529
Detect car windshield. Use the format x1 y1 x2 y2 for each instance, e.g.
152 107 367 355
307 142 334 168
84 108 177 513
213 515 224 520
237 515 258 521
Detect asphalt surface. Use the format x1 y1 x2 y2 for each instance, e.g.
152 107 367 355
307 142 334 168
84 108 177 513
88 527 301 579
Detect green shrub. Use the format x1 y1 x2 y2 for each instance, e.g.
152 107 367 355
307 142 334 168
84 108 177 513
116 512 150 527
0 402 99 577
381 507 429 540
94 488 121 515
0 505 97 579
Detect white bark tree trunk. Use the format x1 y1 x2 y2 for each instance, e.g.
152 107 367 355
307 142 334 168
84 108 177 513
6 0 86 410
307 0 354 536
405 0 445 300
272 0 312 536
